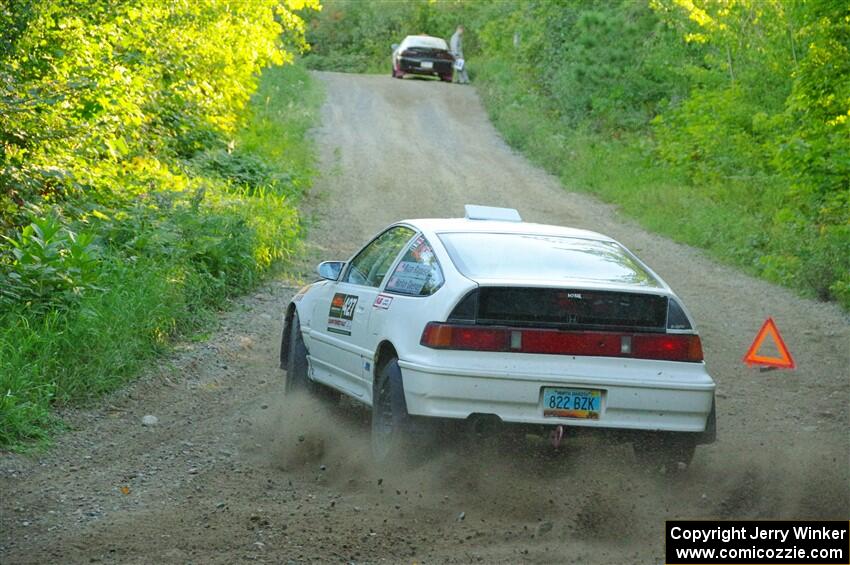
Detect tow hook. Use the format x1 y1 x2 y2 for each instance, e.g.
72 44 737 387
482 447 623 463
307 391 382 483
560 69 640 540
550 424 565 449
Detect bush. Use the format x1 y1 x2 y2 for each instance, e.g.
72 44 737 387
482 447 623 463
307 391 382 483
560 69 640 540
191 150 294 194
0 58 323 447
1 216 100 312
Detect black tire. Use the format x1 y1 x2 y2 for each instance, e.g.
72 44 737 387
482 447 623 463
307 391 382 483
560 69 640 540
371 357 419 464
285 312 310 395
633 434 697 471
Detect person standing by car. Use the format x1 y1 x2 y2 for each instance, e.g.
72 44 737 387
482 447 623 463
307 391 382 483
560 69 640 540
449 25 469 84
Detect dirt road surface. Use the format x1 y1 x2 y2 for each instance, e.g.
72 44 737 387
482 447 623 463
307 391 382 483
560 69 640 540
2 72 848 564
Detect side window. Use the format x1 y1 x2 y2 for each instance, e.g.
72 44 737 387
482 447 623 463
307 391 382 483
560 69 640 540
385 235 444 296
344 226 416 287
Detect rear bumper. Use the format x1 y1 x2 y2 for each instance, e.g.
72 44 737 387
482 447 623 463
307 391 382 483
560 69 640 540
397 358 716 440
398 57 452 75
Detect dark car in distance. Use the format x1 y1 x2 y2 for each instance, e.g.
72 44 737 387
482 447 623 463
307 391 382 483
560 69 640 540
391 35 454 82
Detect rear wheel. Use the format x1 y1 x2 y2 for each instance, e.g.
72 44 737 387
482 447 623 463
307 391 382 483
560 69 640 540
371 357 424 464
633 434 697 471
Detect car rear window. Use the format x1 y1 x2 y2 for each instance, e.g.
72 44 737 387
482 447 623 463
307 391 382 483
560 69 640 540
450 287 669 332
403 36 449 50
438 232 661 287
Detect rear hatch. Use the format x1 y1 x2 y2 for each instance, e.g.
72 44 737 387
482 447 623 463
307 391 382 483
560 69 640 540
420 232 701 362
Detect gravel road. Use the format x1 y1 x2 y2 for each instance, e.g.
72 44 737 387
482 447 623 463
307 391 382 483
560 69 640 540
2 72 848 564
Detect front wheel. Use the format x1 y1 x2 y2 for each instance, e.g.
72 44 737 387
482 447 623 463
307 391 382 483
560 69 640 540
285 312 310 395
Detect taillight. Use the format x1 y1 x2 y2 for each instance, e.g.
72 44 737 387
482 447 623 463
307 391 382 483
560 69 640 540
420 323 506 351
632 333 703 362
419 323 454 348
420 323 703 362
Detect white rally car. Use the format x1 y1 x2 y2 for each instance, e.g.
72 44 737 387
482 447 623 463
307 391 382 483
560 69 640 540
280 206 716 465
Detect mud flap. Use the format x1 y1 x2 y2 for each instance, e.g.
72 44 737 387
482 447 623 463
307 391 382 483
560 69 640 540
279 310 293 369
696 395 717 445
385 359 411 432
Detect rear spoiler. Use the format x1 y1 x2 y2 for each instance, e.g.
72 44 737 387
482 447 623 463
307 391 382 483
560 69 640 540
464 205 522 222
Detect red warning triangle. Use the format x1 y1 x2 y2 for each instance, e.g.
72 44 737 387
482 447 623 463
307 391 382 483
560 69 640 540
743 317 795 369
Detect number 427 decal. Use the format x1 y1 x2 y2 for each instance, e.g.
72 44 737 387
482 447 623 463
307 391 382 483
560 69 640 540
328 293 358 335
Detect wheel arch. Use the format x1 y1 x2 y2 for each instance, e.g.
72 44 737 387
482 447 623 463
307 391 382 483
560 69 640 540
373 340 399 371
372 340 399 393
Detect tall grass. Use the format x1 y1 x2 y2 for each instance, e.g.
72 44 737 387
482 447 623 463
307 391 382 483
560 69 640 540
0 63 324 449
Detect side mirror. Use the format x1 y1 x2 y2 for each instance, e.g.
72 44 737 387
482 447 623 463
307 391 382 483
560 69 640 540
317 261 344 281
391 43 399 51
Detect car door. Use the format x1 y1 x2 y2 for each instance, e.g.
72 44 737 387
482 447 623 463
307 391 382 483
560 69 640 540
307 226 416 399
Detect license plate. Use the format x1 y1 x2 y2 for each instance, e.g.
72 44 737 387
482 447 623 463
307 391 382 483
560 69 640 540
420 61 433 69
542 388 601 419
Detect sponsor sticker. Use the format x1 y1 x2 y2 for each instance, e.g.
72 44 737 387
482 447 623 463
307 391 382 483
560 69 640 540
327 293 358 335
386 261 431 295
373 294 393 309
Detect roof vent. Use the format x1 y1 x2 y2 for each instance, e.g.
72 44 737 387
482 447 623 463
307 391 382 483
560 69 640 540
464 205 522 222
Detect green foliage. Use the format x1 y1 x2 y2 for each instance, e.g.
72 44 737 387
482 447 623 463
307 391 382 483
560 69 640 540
0 63 322 448
649 0 849 303
0 0 323 448
237 62 323 194
0 259 198 445
518 1 691 131
0 0 317 232
304 0 849 310
653 85 779 183
191 150 294 194
0 216 100 311
778 0 850 213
